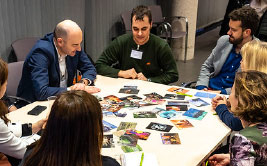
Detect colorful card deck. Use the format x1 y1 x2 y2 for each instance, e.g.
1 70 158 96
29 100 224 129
183 108 207 120
133 111 157 118
160 133 181 144
166 105 188 111
189 98 210 107
146 122 173 132
117 122 137 131
103 134 115 148
103 120 117 132
194 92 216 99
170 119 194 129
121 144 142 153
164 94 185 100
125 129 151 140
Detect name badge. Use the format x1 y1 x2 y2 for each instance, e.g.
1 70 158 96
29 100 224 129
130 50 143 60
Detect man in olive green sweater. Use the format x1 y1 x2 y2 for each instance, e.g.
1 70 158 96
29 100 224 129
96 5 178 85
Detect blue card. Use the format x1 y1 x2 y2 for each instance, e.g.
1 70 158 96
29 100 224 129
103 120 117 132
183 108 207 120
194 92 216 99
189 98 210 107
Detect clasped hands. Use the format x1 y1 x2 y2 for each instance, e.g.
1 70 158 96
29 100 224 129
118 68 147 81
69 83 101 94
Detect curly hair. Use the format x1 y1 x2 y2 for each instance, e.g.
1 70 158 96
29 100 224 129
229 6 259 36
232 71 267 123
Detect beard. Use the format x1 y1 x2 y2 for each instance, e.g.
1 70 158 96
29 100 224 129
229 35 243 45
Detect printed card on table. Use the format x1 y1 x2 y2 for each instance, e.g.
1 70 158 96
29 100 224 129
183 108 207 120
159 110 183 119
117 122 137 131
194 92 216 99
160 133 181 144
103 120 117 132
133 111 157 118
170 119 194 129
164 94 185 100
167 87 189 94
166 105 188 111
103 134 115 148
119 134 138 146
119 88 139 94
189 98 210 107
121 144 142 153
146 122 173 132
125 129 151 140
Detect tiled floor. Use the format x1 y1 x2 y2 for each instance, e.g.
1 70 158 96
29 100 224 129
175 27 221 86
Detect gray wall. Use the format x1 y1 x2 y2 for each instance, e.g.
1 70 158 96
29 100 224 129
197 0 228 28
0 0 157 62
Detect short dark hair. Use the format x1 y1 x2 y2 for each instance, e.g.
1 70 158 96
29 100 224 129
232 71 267 124
131 5 152 25
229 6 259 36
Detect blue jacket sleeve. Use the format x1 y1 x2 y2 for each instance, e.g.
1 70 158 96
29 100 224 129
77 51 96 83
29 51 66 101
215 104 243 131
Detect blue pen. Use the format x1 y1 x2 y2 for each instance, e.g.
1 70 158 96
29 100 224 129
139 152 144 166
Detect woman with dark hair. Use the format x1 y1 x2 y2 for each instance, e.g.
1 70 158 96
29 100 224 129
20 90 120 166
0 58 45 164
209 71 267 166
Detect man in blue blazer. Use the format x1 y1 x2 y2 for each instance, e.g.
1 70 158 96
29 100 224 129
17 20 100 102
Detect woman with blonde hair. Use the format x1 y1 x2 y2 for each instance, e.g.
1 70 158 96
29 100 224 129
209 71 267 165
212 40 267 131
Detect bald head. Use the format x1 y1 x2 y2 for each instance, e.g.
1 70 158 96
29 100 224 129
54 20 82 40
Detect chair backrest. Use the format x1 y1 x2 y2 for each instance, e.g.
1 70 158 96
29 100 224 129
148 5 164 24
11 37 39 61
121 10 132 33
6 61 24 96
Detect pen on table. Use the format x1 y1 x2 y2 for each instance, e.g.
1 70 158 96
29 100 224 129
176 92 193 97
139 152 144 166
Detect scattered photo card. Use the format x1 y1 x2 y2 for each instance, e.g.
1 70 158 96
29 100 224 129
103 120 117 132
103 134 115 148
159 110 183 119
114 111 127 117
143 92 163 100
160 133 181 144
167 87 189 94
121 144 142 153
167 101 189 105
119 134 138 146
151 107 166 114
119 88 139 94
102 111 115 117
189 98 210 107
125 129 151 140
183 108 207 120
133 111 157 118
119 95 142 101
194 92 216 99
123 85 138 89
103 95 122 102
101 103 122 112
170 119 194 129
166 105 188 111
117 122 137 131
164 94 185 100
146 122 173 132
